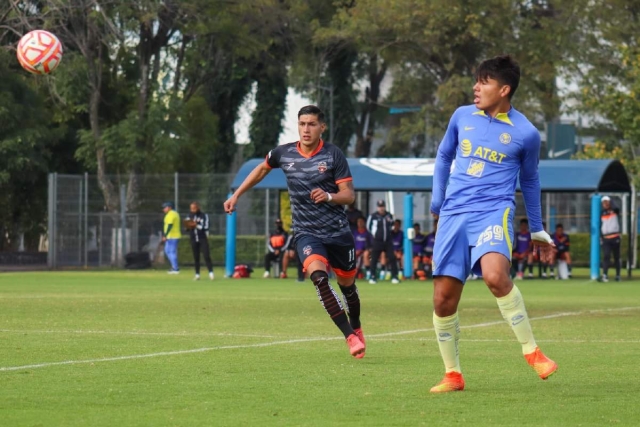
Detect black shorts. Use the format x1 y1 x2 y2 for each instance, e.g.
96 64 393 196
295 233 356 279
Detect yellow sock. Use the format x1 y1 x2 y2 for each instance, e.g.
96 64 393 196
496 285 537 354
433 311 461 373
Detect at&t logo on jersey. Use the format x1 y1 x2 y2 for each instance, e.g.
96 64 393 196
460 139 472 157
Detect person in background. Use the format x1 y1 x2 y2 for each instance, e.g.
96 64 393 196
600 196 621 282
184 201 214 281
390 219 404 273
550 223 572 279
162 201 181 274
281 231 304 281
412 223 428 280
423 219 438 278
353 216 373 279
346 203 364 233
366 200 400 284
264 219 289 278
529 221 550 278
512 219 532 280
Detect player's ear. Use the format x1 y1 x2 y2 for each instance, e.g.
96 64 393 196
500 84 512 99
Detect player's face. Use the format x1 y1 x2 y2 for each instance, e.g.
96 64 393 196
163 206 170 214
602 200 610 210
190 204 198 214
519 223 528 233
473 77 510 111
556 227 563 235
357 218 365 229
298 114 326 147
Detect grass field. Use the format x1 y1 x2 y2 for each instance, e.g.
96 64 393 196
1 270 639 426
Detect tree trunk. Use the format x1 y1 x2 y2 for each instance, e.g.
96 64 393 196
354 55 387 157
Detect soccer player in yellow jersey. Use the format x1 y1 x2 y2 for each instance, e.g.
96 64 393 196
162 202 181 274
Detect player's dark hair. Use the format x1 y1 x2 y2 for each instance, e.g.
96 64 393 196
298 105 325 123
520 218 528 224
475 55 520 100
413 223 420 228
394 219 401 225
556 223 563 229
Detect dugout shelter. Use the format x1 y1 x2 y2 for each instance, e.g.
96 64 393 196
228 158 633 280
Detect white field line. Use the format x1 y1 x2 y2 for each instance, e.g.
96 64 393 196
1 306 638 373
372 338 640 344
0 329 279 338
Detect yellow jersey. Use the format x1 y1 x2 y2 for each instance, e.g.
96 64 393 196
164 210 182 239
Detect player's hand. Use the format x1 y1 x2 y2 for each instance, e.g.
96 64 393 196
310 188 330 204
275 250 280 256
162 236 167 243
531 230 555 264
223 194 238 214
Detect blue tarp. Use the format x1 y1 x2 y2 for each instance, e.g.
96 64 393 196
231 158 630 193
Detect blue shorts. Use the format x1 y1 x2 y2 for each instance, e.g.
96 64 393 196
432 207 514 283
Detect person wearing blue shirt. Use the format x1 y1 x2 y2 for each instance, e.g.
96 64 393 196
428 55 557 393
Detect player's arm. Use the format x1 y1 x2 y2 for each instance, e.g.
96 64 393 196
431 108 461 216
224 152 276 213
311 180 355 205
310 149 355 205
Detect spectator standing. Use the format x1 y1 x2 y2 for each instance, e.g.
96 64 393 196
184 201 214 281
600 196 621 282
366 200 400 284
162 201 181 274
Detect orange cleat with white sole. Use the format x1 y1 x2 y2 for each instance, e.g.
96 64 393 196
524 347 558 380
353 328 366 359
430 371 465 393
346 334 365 358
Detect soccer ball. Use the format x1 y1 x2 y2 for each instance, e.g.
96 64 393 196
16 30 63 75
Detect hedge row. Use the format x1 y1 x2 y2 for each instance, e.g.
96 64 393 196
174 233 639 268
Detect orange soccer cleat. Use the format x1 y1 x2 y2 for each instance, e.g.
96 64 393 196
524 347 558 380
346 334 365 358
430 371 465 393
353 328 366 359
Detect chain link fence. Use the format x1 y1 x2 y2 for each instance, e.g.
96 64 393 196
44 172 635 270
47 173 281 269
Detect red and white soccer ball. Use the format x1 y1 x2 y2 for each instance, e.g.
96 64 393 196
16 30 63 75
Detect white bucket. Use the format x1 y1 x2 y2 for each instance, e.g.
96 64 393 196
558 260 569 280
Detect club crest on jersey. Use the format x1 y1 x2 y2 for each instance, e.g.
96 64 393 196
466 159 486 177
303 245 312 256
499 133 512 144
317 161 327 173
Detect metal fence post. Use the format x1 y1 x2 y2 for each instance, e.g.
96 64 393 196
84 172 88 268
174 172 179 212
47 173 53 268
120 184 127 266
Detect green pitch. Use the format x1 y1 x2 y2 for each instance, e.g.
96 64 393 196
1 270 639 426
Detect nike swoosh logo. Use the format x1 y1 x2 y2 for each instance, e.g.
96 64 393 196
489 242 501 246
464 126 475 131
548 148 572 158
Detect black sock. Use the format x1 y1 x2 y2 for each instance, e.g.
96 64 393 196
311 271 353 338
339 283 361 329
528 263 533 274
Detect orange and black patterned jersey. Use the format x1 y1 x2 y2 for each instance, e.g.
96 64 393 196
265 140 352 240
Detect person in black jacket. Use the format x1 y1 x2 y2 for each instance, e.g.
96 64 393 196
264 219 289 278
184 202 214 280
366 200 400 284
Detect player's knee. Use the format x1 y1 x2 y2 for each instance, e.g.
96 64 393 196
483 269 510 293
310 270 329 287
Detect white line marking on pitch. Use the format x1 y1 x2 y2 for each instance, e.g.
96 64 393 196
0 329 279 338
372 338 640 344
1 306 638 373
